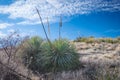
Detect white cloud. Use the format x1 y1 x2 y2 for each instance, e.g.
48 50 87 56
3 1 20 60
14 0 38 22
0 23 14 29
0 29 36 38
105 29 120 33
0 31 6 37
7 29 16 33
16 18 57 25
0 0 120 25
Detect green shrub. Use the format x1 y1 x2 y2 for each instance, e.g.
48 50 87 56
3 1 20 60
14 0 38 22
116 37 120 43
20 37 80 74
42 39 80 72
86 37 95 43
74 37 88 42
19 36 45 73
74 37 96 43
117 37 120 40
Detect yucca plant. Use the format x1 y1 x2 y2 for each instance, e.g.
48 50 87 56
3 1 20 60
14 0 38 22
47 17 51 39
59 16 62 40
19 36 45 73
19 8 80 75
41 39 80 73
20 38 80 74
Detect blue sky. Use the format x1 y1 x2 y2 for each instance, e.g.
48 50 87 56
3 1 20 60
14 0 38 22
0 0 120 40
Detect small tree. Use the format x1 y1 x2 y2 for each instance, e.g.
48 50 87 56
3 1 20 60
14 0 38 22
0 32 31 80
0 32 21 67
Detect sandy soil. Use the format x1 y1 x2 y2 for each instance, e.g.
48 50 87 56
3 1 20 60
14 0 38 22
74 42 120 65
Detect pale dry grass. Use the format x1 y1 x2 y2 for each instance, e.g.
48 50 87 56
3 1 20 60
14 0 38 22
0 42 120 80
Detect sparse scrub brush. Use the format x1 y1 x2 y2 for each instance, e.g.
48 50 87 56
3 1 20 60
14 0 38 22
117 37 120 40
86 37 95 43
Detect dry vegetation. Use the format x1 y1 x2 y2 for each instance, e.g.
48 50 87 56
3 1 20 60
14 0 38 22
0 33 120 80
74 36 120 44
0 9 119 80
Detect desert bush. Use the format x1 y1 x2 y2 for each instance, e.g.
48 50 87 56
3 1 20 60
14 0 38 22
113 39 119 44
104 38 116 44
117 37 120 40
96 67 120 80
74 37 120 43
74 36 96 43
116 37 120 43
83 67 98 80
86 37 95 43
20 37 80 74
0 32 32 80
106 38 119 43
3 72 21 80
41 39 80 73
19 36 45 73
74 37 86 42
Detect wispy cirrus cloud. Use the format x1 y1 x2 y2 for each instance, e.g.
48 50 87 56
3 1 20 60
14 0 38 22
105 29 120 33
0 28 36 38
0 23 14 29
0 31 6 37
0 0 120 25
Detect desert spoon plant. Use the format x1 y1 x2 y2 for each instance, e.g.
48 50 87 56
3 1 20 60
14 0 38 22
47 17 51 39
36 8 51 44
59 16 62 40
35 8 80 73
41 39 80 73
19 8 80 80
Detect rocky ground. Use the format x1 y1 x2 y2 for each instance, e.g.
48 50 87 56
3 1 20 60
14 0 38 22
74 42 120 65
0 42 120 80
50 42 120 80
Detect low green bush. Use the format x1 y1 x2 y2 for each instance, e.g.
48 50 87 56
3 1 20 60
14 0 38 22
41 39 80 72
20 37 80 74
19 36 45 73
